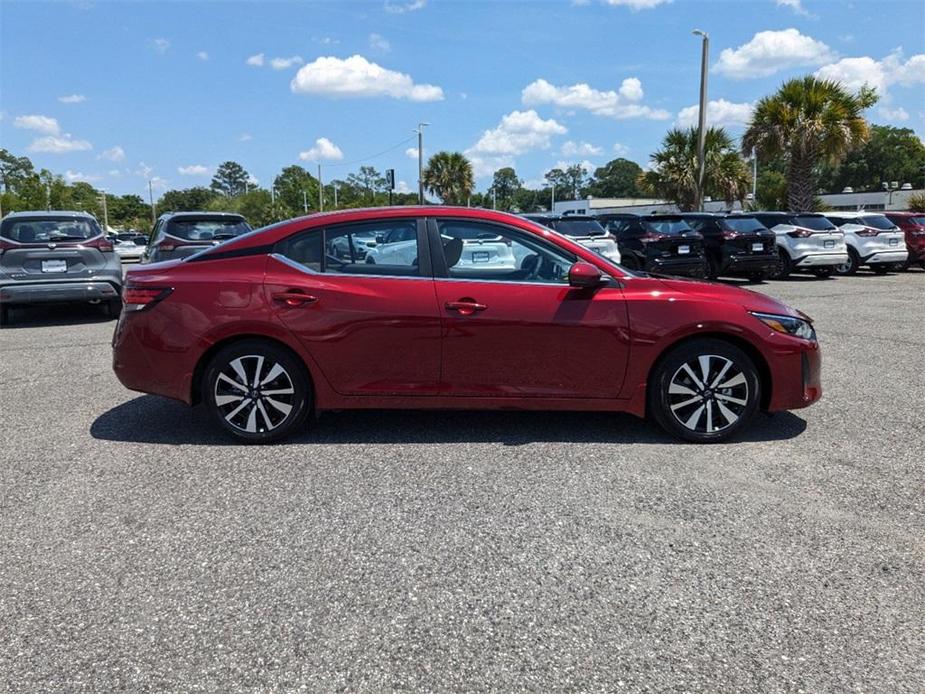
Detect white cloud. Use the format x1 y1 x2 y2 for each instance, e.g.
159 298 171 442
776 0 814 18
246 174 259 186
99 146 126 162
406 147 419 159
814 51 925 97
246 53 265 67
561 140 602 156
197 51 209 61
549 160 596 175
178 164 210 176
714 29 836 79
879 106 910 121
384 0 426 13
64 170 101 183
58 94 87 104
369 33 391 52
395 180 411 194
314 36 340 45
28 134 92 153
290 55 443 101
239 133 253 142
521 78 670 120
270 55 304 70
602 0 671 9
469 109 567 156
13 114 60 135
298 137 344 161
676 99 755 128
613 142 630 156
152 38 170 54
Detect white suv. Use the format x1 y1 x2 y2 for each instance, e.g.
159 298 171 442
364 225 516 270
752 212 848 279
823 212 908 275
521 214 621 265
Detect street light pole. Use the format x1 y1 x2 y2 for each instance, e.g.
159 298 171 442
303 190 308 213
417 122 429 205
100 190 109 230
751 146 757 206
333 182 339 209
551 183 556 212
318 164 323 212
148 179 156 225
693 29 709 212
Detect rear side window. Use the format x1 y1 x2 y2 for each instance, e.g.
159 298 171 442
0 217 102 243
166 218 251 241
791 215 837 231
642 218 693 235
550 219 607 237
723 217 768 233
859 215 897 230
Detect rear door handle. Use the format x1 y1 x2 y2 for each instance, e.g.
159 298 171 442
272 291 318 307
445 300 487 315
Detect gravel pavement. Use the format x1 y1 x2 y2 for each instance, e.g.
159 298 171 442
1 269 923 692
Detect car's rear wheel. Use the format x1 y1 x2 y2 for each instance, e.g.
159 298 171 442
648 338 761 443
203 340 311 444
835 248 859 275
106 298 122 318
770 248 792 279
811 267 834 278
747 271 766 283
871 263 891 275
0 304 11 326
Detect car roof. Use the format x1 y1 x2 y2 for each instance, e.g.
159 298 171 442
824 211 885 218
3 210 96 220
159 211 247 221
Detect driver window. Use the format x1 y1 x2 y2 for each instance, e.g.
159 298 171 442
436 220 576 283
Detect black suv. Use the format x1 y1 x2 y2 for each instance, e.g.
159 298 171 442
143 212 251 263
597 213 707 277
0 211 123 324
680 213 777 281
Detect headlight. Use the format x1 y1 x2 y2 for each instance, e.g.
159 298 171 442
750 311 816 341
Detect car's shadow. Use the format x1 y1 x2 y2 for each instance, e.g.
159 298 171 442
91 395 808 447
1 303 114 329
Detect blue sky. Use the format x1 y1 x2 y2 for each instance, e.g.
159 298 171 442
2 0 923 199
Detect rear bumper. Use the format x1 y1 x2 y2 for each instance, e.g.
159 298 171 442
861 249 908 265
792 252 849 268
647 256 705 276
722 252 778 272
0 279 121 305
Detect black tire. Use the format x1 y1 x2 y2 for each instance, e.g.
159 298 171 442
365 257 376 264
835 248 859 275
706 255 720 280
202 339 312 443
770 248 792 279
871 264 891 275
621 255 639 271
106 298 123 319
747 271 766 284
648 338 761 443
811 267 834 278
0 304 11 326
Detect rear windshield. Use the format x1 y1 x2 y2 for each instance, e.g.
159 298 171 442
859 215 897 230
551 219 607 237
723 217 767 233
0 217 102 243
165 218 251 241
642 218 693 235
792 215 837 231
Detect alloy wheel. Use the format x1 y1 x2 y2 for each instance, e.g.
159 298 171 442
667 354 749 434
213 354 296 434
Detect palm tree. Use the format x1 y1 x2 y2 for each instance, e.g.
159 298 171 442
422 151 474 205
637 127 751 211
742 76 876 212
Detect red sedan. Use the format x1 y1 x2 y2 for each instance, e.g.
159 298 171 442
112 207 821 443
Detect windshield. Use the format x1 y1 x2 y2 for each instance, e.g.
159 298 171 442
642 218 693 235
0 217 102 243
165 218 251 241
551 219 606 237
859 215 897 230
792 215 837 231
723 217 767 233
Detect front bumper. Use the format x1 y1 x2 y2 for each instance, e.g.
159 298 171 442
0 279 121 305
767 338 822 412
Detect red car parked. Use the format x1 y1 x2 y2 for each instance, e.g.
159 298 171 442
112 207 822 443
885 212 925 270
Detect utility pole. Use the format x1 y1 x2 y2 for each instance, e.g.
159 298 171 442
148 179 156 225
751 147 757 206
693 29 709 212
302 190 308 213
317 165 323 212
333 182 339 209
100 191 109 231
46 183 51 211
416 122 429 205
492 187 497 210
551 183 556 212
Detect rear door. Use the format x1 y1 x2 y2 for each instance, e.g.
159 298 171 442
429 217 629 399
265 217 443 396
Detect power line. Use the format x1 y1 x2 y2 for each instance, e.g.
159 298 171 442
321 134 418 169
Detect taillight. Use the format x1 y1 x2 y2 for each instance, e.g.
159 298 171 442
122 286 172 312
722 230 740 240
855 227 879 237
786 228 814 238
84 236 114 252
0 238 16 257
641 231 668 243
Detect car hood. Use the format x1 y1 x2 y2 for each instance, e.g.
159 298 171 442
653 275 804 319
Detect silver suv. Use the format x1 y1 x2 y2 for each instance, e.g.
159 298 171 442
0 211 123 324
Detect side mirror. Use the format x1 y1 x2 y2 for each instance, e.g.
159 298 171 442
568 261 604 288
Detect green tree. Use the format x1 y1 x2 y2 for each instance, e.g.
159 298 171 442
0 149 35 193
160 187 218 212
109 195 151 229
742 76 877 212
273 165 318 214
817 124 925 193
346 166 386 203
488 167 522 210
638 127 751 211
210 161 250 197
422 152 474 205
585 158 643 198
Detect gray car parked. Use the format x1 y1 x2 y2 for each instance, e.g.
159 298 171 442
0 211 123 324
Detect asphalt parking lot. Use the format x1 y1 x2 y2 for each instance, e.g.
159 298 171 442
1 269 923 692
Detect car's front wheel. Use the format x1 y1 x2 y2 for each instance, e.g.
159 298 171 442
649 339 761 443
202 340 312 443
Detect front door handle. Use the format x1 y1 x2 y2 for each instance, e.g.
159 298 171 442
445 299 487 316
272 291 318 307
